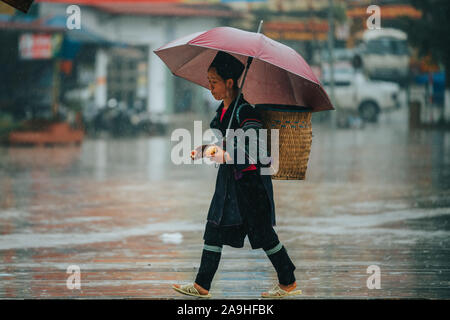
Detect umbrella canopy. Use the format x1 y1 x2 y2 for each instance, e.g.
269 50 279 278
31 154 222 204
154 26 333 112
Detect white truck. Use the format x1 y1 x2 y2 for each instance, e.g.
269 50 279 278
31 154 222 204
354 28 410 85
322 65 401 123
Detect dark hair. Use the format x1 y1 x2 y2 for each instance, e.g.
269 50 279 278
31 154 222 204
208 51 245 89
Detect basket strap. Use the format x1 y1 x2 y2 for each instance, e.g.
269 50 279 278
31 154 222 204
236 103 257 125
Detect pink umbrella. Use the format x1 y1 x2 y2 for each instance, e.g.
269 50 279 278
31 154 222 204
154 25 333 112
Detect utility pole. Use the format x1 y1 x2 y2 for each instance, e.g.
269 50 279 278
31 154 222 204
327 0 337 128
52 59 60 119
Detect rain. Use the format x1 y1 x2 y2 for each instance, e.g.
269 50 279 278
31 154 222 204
0 0 449 300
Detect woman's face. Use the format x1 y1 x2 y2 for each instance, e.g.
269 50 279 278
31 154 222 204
207 67 233 101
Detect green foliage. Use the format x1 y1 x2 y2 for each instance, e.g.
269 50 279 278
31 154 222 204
332 4 347 24
65 99 83 113
404 0 450 86
0 112 19 142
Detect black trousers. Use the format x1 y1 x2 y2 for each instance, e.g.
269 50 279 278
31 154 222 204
204 170 278 249
196 171 296 290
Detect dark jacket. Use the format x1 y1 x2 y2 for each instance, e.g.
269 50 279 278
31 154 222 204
206 95 276 227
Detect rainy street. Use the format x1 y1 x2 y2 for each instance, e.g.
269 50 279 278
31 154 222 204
0 105 449 299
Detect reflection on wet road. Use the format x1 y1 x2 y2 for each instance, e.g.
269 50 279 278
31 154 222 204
0 108 449 299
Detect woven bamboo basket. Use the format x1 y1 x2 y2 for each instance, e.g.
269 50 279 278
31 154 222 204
260 108 312 180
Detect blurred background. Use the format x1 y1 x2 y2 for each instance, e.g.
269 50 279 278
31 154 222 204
0 0 448 139
0 0 449 299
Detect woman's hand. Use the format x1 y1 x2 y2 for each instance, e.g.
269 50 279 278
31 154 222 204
190 144 219 160
205 145 231 164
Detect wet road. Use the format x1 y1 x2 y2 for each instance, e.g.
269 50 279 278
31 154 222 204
0 107 449 299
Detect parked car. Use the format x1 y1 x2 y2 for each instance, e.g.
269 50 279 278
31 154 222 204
320 48 356 64
322 65 401 123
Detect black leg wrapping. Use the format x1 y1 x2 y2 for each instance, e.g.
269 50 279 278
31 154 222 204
266 246 296 286
194 249 222 291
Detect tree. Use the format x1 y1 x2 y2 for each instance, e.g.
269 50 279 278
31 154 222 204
405 0 450 123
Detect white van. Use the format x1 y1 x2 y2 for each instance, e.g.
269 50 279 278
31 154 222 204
355 28 410 84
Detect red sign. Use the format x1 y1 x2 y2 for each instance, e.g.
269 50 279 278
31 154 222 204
19 33 56 59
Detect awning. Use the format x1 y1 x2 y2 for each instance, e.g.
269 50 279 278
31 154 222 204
45 15 120 45
0 13 64 32
0 13 124 46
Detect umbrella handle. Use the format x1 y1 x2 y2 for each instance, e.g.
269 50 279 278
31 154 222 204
225 20 263 137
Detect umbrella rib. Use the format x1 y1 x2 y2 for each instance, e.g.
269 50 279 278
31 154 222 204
188 44 251 63
173 46 208 74
260 34 320 85
285 71 300 106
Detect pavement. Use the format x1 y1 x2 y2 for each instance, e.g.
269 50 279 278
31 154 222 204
0 105 449 299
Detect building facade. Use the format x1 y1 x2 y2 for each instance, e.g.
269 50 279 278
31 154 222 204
35 1 241 118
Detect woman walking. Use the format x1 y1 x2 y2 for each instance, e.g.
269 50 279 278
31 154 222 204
172 51 301 298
